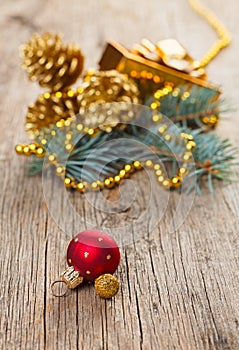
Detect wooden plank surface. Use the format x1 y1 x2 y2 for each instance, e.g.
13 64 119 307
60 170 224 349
1 0 239 349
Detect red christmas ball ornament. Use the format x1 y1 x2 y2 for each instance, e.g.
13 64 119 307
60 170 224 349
67 230 120 282
51 230 120 298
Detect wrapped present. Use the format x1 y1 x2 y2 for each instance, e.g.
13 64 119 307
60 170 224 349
99 40 220 100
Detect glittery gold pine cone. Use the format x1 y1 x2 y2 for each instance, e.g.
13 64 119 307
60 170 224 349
20 32 84 91
25 91 80 139
77 69 141 132
81 69 140 107
25 70 140 139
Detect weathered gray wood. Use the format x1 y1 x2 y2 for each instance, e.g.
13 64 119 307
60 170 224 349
0 0 239 349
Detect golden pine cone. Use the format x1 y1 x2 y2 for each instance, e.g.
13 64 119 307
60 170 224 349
25 91 80 139
20 32 84 91
25 70 140 139
80 69 140 108
77 69 140 132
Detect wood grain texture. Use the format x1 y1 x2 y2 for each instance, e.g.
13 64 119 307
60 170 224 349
0 0 239 349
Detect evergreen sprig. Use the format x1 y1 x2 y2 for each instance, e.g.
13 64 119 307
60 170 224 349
24 85 237 194
146 85 224 129
26 121 238 194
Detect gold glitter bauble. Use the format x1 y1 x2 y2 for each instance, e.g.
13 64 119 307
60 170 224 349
20 32 84 91
94 274 119 298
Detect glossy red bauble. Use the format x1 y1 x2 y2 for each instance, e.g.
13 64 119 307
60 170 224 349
67 230 120 282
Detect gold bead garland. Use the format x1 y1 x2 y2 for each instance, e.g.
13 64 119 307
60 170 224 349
188 0 231 69
16 112 196 191
15 143 46 158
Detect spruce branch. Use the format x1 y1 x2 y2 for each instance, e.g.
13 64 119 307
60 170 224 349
26 120 238 193
146 85 224 129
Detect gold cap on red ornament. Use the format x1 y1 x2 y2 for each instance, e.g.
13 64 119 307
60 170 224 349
61 266 84 289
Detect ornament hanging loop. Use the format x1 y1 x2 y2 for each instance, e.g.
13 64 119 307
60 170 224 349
51 280 69 297
51 266 84 297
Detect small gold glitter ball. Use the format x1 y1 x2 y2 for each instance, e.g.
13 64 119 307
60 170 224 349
94 274 119 299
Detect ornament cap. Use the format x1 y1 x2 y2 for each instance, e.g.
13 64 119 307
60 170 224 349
61 266 84 289
51 266 84 297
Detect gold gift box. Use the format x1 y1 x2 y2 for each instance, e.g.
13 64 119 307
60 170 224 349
99 41 220 99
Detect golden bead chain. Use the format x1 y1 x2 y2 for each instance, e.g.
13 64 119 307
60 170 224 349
16 110 196 191
188 0 231 68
